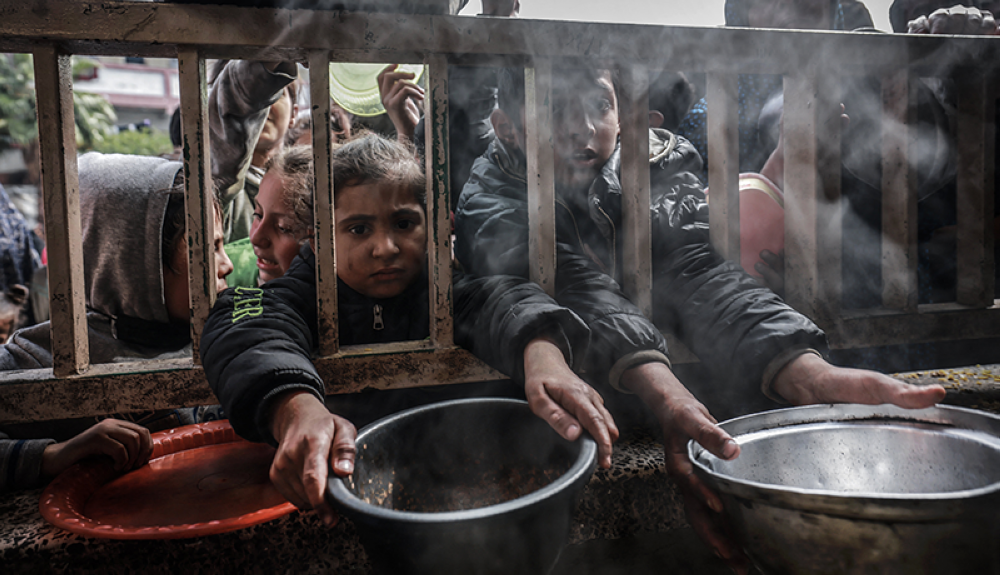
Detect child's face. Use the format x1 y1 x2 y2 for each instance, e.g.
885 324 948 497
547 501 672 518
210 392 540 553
163 209 233 324
551 69 620 193
335 182 427 300
250 170 309 284
255 87 295 160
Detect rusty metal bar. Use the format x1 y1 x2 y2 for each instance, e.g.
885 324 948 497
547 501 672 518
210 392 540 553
0 346 506 424
825 306 1000 349
706 72 741 262
880 70 919 311
525 60 556 296
309 51 340 356
5 2 998 77
619 64 652 316
425 54 454 347
782 74 822 319
177 48 215 362
814 73 843 322
955 75 995 307
33 44 89 376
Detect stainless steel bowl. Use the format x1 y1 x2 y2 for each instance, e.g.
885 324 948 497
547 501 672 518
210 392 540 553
689 404 1000 575
327 398 597 575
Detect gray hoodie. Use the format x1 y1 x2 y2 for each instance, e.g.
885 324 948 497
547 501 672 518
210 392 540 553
0 153 192 371
0 153 201 492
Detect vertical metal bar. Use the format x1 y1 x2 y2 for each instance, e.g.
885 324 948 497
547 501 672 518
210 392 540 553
33 44 89 376
706 73 741 261
425 54 454 347
525 61 556 297
881 70 918 311
955 74 993 307
782 75 822 319
619 64 652 316
815 73 842 322
177 49 215 362
310 51 339 356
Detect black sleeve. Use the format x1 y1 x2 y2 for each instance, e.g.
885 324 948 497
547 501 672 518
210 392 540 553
650 241 828 390
456 169 670 388
200 247 323 445
453 271 590 383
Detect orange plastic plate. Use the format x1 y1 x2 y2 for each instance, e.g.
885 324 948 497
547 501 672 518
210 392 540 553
39 420 304 539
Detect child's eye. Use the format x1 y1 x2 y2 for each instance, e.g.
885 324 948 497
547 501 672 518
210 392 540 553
252 210 262 220
278 225 294 234
396 219 414 230
348 224 369 235
592 98 612 113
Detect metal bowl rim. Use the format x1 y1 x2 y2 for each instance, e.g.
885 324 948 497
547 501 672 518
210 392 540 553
328 397 598 523
688 403 1000 503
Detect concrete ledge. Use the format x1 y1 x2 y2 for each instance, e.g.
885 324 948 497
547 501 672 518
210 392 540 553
0 431 678 574
4 365 999 573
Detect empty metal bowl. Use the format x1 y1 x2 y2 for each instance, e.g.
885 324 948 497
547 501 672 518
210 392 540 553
327 397 597 575
689 404 1000 575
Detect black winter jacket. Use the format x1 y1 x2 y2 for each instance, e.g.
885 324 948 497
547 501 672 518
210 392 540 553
201 244 590 445
454 129 828 394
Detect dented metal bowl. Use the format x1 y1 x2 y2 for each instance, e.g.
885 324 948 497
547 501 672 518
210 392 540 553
689 404 1000 575
327 398 596 575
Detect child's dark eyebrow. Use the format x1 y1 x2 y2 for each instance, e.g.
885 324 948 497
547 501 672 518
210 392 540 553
337 213 376 224
394 207 423 219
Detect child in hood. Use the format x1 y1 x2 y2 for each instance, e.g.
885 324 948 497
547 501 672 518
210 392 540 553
0 152 232 492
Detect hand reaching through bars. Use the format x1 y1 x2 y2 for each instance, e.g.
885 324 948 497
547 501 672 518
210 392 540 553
619 361 750 574
41 419 154 479
522 337 619 469
268 390 357 527
769 351 947 408
908 5 999 35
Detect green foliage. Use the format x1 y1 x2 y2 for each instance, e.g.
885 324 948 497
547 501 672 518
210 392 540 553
0 54 37 149
73 92 117 151
91 128 174 157
0 54 117 152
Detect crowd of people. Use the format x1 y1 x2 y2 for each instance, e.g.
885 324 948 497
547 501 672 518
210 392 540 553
3 0 999 571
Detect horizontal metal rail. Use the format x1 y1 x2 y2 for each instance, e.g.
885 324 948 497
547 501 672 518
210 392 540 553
1 0 998 423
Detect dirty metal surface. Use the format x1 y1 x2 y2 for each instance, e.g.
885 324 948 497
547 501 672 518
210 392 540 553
177 49 216 363
4 2 1000 75
424 53 455 348
32 45 89 377
308 51 340 357
0 349 504 424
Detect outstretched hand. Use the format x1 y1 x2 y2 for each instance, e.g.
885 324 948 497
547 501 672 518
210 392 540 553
771 352 947 408
620 362 748 574
908 5 999 35
377 64 425 143
41 418 154 478
269 391 357 527
523 337 619 469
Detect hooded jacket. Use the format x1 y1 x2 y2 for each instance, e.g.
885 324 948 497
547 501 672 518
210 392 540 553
0 153 200 493
1 153 193 371
454 129 827 398
201 244 590 445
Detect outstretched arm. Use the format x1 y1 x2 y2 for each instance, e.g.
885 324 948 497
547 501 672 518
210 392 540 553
453 272 617 468
267 390 356 526
201 247 356 525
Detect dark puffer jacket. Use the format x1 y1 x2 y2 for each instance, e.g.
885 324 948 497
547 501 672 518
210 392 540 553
454 128 827 395
201 244 590 445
